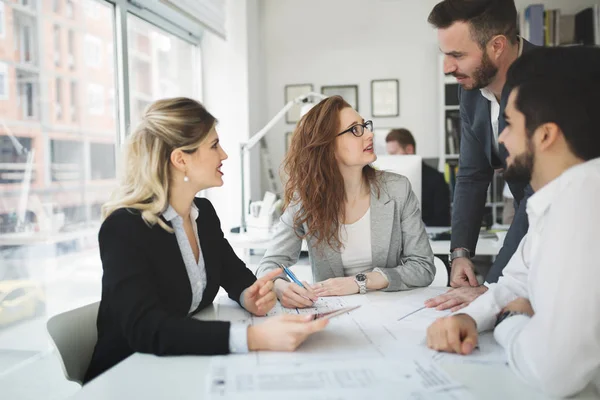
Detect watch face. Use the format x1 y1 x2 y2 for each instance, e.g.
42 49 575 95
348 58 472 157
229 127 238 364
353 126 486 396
355 274 367 282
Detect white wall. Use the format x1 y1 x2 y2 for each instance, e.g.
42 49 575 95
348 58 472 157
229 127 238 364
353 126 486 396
259 0 599 195
201 0 264 232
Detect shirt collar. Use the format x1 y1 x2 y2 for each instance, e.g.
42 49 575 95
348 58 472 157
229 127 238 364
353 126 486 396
162 202 199 222
527 157 600 217
479 36 524 102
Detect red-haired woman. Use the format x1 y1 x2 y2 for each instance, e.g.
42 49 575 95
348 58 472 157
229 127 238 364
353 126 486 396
257 96 435 308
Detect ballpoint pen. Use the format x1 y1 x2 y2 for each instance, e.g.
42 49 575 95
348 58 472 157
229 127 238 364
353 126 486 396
279 263 306 289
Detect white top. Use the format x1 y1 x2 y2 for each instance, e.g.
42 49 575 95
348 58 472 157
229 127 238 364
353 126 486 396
460 157 600 397
340 208 373 277
479 36 524 152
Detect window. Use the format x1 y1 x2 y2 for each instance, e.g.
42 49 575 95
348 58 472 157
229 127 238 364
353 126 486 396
0 2 5 39
66 0 74 19
0 136 33 184
87 83 104 115
55 78 62 120
68 30 75 69
83 0 101 20
53 25 61 66
0 0 203 388
0 62 8 100
127 15 197 128
70 81 77 121
90 143 115 179
19 0 36 10
84 34 102 68
50 139 83 181
18 75 37 119
18 20 35 64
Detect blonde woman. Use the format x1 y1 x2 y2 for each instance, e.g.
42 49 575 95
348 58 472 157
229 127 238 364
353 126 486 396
85 98 327 383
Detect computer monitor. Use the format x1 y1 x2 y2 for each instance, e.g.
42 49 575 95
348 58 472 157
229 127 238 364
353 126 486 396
372 155 422 207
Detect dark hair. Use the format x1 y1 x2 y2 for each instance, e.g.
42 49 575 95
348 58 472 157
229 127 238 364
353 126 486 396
506 46 600 161
385 128 416 151
283 95 380 251
428 0 518 48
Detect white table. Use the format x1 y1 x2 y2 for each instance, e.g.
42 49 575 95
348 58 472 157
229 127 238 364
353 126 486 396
70 288 597 400
227 229 503 256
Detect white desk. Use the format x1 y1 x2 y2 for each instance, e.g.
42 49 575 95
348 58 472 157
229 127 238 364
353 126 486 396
226 229 503 256
70 288 597 400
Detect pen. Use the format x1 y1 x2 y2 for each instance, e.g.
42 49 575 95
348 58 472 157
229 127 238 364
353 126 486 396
397 306 426 321
279 264 306 289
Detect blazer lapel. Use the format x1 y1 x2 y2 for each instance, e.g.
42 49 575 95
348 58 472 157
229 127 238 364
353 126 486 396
323 241 344 278
154 217 193 309
481 100 494 166
195 205 218 293
370 184 394 268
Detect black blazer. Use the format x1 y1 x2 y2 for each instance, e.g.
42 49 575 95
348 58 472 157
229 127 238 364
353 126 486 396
421 162 451 227
451 39 537 283
84 198 256 383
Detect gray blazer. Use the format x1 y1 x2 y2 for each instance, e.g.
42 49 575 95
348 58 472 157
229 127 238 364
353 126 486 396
256 171 435 291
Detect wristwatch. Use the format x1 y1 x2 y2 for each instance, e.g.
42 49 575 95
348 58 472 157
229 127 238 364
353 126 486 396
354 273 367 294
495 310 528 328
449 247 471 263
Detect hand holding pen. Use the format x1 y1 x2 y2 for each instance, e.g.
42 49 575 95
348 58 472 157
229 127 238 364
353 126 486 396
272 264 319 309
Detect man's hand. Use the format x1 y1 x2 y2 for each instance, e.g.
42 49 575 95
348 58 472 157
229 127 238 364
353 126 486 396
312 277 359 297
424 286 488 312
501 297 534 317
450 257 479 287
274 279 318 309
243 268 282 316
426 314 478 355
247 314 329 351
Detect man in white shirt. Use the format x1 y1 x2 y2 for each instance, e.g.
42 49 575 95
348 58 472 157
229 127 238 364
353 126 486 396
426 46 600 397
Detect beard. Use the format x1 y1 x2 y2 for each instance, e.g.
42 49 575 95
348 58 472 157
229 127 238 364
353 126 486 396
452 51 499 90
504 145 535 183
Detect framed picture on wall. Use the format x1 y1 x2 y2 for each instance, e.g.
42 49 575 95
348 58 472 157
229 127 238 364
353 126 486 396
285 84 313 123
285 131 294 153
371 79 399 117
321 85 359 111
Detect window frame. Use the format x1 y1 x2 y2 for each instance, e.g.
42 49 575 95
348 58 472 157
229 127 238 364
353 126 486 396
104 0 203 147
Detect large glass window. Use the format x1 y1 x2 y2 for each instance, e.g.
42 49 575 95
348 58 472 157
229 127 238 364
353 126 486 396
127 14 198 127
0 0 117 379
0 0 203 393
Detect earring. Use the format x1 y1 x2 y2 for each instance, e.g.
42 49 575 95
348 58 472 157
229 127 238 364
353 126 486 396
183 171 189 182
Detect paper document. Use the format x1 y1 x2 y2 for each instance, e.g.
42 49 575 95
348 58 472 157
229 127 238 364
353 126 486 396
207 358 463 400
431 332 507 365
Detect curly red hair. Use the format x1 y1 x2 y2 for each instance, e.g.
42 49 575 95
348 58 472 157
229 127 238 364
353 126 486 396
282 96 380 251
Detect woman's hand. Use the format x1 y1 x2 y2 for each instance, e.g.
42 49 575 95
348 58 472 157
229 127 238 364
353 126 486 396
274 279 319 309
247 314 329 351
243 269 282 316
312 277 359 297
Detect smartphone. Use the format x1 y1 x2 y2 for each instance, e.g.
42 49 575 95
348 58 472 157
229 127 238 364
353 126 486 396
313 305 361 320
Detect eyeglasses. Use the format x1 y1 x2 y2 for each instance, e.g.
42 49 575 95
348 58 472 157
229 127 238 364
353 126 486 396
337 120 373 137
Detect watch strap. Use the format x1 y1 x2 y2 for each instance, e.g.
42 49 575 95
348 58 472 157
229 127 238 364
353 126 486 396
450 248 471 262
495 310 527 328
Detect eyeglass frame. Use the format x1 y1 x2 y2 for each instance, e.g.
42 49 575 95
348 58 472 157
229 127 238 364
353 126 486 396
336 120 374 137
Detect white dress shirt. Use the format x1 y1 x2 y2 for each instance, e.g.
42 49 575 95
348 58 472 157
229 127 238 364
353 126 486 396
460 157 600 397
163 204 249 354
